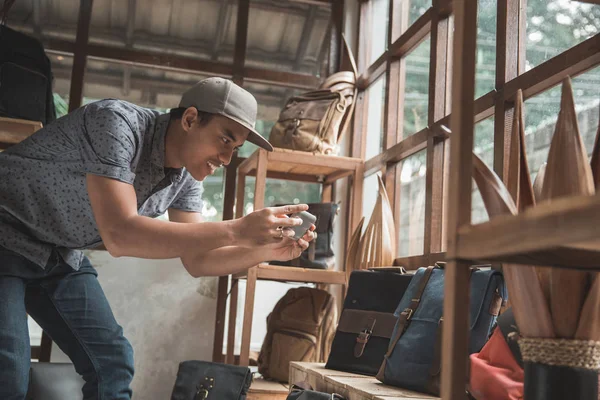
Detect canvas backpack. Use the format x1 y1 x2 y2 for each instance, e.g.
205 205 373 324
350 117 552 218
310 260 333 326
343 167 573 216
258 287 337 383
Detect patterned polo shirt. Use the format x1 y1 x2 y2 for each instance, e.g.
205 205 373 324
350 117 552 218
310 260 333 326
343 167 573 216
0 99 204 270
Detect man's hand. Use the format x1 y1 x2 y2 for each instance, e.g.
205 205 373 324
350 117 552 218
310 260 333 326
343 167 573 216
234 204 309 247
264 224 316 261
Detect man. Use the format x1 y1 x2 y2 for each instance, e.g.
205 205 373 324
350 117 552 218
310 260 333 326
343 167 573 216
0 77 315 399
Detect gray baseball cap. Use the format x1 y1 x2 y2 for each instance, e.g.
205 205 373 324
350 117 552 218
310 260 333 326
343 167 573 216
179 77 273 152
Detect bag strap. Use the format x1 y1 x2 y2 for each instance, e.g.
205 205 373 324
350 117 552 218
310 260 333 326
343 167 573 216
376 265 435 380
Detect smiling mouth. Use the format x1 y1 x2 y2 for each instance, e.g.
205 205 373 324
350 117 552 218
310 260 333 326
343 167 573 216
207 160 222 173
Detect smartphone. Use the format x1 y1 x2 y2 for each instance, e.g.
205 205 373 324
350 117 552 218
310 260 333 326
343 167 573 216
290 210 317 240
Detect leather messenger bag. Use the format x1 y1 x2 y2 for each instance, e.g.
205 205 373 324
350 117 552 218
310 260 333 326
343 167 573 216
325 267 413 376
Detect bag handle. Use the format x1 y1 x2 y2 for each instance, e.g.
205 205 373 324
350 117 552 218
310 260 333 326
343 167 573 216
376 265 435 380
367 266 406 274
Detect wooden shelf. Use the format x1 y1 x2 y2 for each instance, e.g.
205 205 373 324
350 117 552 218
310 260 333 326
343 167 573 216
233 263 347 285
455 194 600 269
289 362 439 400
239 148 362 183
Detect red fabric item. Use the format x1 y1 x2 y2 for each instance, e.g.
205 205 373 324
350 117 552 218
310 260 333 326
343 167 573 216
469 327 524 400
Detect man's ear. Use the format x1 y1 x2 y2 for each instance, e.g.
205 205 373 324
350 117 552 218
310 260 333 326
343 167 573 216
181 107 197 132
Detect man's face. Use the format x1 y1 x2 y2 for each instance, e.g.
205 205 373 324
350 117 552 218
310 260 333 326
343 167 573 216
180 110 249 181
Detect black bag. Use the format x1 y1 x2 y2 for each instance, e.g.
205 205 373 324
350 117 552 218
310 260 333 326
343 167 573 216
325 267 413 376
170 361 253 400
286 384 345 400
271 203 339 270
0 24 56 125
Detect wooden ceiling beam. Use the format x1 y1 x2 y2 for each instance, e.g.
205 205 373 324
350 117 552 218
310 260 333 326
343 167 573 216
68 0 94 112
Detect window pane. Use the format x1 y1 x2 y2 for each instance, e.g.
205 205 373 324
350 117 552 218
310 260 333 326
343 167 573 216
246 0 331 76
10 0 80 41
472 117 495 224
368 0 390 65
524 67 600 181
476 0 497 98
365 76 386 160
243 177 321 215
402 36 430 138
88 0 237 63
48 53 74 118
397 150 426 257
526 0 600 69
391 0 431 41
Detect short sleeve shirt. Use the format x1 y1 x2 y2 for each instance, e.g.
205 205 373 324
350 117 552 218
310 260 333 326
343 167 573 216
0 99 204 270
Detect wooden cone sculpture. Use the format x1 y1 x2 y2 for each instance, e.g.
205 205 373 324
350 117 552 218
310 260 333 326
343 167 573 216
357 176 396 268
472 153 554 338
538 77 594 338
345 217 365 281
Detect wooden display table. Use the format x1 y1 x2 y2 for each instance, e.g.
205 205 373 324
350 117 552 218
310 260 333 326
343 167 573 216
289 362 439 400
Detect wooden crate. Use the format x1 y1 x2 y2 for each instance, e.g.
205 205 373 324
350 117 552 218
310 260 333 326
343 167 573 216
247 377 289 400
289 362 439 400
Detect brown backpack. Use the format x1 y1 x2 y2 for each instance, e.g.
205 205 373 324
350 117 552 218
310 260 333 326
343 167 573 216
257 287 337 382
268 36 358 155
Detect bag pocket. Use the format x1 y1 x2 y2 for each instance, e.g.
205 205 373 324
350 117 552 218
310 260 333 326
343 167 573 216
268 330 317 382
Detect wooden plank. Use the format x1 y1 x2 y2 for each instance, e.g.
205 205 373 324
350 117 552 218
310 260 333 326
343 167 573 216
226 278 239 365
0 117 42 144
268 149 361 171
503 33 600 102
232 0 250 84
239 151 258 175
244 67 320 90
494 0 521 179
235 173 247 219
324 169 355 184
327 0 344 76
442 0 479 398
425 3 450 254
364 128 430 177
456 194 600 264
68 0 94 111
212 275 229 362
254 149 268 210
239 267 257 366
232 264 346 285
289 362 438 400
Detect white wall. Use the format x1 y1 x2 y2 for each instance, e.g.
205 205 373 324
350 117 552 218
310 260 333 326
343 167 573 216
51 252 217 400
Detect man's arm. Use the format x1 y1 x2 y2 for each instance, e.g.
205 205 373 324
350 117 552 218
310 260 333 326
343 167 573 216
87 175 238 259
87 175 308 262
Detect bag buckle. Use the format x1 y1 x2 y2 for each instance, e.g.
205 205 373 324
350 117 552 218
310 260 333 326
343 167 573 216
357 328 372 344
194 388 208 400
403 308 414 321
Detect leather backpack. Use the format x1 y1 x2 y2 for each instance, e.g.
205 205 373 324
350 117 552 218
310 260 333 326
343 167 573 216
268 37 358 155
258 287 337 383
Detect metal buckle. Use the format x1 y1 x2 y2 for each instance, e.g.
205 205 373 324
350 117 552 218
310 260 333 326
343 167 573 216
403 308 414 320
357 328 372 344
194 388 208 400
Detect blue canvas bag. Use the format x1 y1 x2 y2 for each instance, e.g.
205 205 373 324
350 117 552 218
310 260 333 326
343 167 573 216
376 262 506 395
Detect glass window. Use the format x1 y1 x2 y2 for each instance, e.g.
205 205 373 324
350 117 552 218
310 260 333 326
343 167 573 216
368 0 390 65
365 76 386 160
526 0 600 69
391 0 431 42
402 36 430 138
9 0 80 41
88 0 237 63
396 150 426 257
48 53 74 118
472 117 495 224
246 0 331 76
476 0 497 98
524 67 600 182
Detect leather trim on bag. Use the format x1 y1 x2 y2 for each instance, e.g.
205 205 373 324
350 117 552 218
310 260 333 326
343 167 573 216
337 310 398 339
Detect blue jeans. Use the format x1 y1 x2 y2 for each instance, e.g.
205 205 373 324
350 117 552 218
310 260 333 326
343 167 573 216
0 246 134 399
